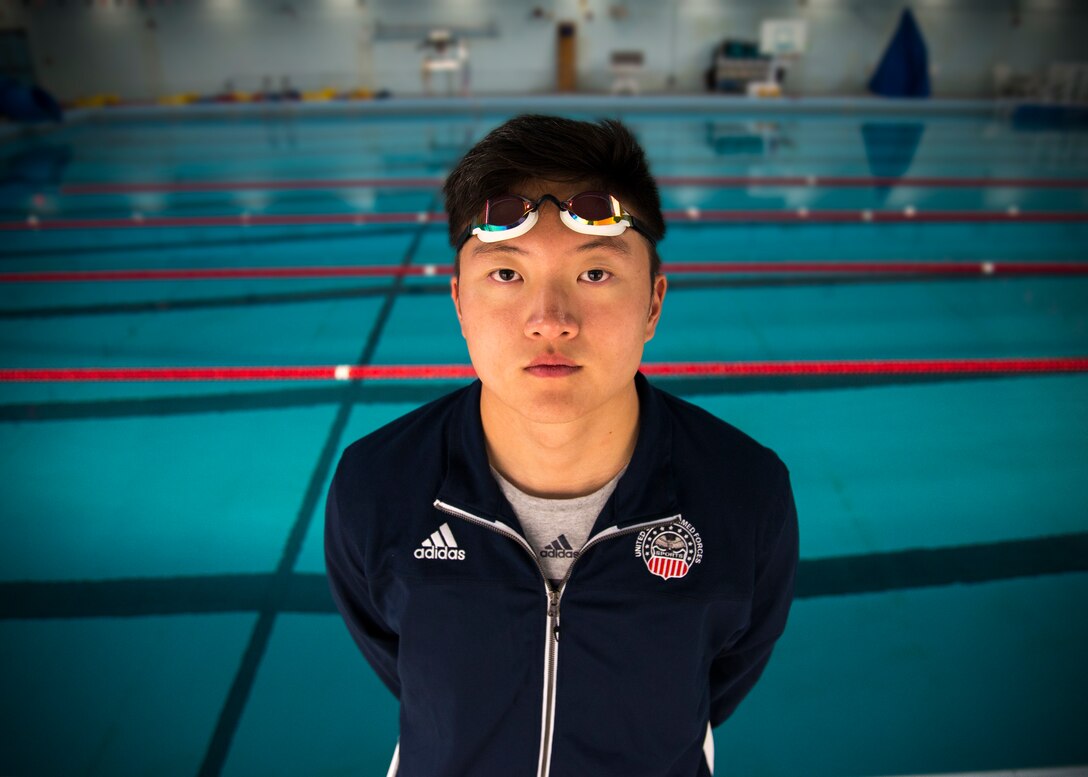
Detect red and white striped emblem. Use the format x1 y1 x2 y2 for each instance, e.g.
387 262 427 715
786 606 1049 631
647 555 690 580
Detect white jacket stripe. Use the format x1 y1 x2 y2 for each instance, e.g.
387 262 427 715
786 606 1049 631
385 741 400 777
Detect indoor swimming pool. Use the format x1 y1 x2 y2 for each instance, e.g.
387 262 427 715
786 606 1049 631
1 97 1086 777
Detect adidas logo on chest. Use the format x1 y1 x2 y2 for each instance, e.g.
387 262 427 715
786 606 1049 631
415 522 466 561
540 534 579 559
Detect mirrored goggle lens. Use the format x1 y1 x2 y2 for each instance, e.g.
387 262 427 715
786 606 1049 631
563 192 626 225
474 192 628 231
477 196 532 232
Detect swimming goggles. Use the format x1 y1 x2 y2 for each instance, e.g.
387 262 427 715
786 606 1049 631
455 191 655 250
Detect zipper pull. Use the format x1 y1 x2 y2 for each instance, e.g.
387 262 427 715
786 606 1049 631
548 590 561 642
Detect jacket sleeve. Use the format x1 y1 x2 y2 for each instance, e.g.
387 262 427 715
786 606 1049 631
324 462 401 699
709 464 798 727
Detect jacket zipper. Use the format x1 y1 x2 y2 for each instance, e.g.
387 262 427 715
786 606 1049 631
434 498 680 777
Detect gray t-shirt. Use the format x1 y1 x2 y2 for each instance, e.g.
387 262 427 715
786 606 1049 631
491 465 627 588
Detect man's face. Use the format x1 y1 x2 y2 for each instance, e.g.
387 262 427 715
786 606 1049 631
450 181 667 426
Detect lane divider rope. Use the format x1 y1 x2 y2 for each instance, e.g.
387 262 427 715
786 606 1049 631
5 209 1088 232
661 209 1088 223
2 261 1086 284
57 175 1088 195
0 265 447 282
2 358 1086 383
3 212 436 231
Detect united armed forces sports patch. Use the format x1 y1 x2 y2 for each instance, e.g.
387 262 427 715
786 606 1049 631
634 518 703 580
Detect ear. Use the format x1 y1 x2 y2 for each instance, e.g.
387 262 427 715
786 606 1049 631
644 274 667 343
450 275 466 336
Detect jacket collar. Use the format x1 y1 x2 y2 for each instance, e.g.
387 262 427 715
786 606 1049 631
435 372 679 534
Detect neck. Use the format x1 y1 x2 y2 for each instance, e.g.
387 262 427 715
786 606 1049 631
480 382 639 498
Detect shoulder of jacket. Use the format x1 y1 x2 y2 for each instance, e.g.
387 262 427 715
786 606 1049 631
656 385 788 480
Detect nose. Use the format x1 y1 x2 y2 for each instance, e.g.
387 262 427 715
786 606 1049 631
524 280 579 341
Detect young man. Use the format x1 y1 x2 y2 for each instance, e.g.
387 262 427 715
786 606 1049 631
325 114 798 777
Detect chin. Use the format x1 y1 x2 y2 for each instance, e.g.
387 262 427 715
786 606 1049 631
516 391 591 424
523 405 590 425
484 380 588 424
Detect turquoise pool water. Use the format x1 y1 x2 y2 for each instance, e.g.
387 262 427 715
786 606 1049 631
1 99 1086 776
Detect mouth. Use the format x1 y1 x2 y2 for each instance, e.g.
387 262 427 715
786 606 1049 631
525 354 581 378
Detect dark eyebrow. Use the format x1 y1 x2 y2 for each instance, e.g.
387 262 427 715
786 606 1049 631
465 235 633 260
467 242 528 258
575 236 633 256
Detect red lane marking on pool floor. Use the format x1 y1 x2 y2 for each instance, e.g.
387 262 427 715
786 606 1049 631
58 175 1088 195
3 359 1086 383
3 261 1087 284
5 210 1088 231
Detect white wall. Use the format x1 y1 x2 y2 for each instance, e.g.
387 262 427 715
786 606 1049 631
3 0 1086 101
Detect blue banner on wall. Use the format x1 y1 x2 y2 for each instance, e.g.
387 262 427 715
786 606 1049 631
869 8 931 98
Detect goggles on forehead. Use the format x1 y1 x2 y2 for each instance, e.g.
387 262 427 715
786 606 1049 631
455 191 655 251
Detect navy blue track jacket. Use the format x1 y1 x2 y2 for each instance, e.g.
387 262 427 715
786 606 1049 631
325 373 798 777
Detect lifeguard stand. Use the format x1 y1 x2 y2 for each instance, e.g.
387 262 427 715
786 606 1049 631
748 19 806 97
610 51 645 95
420 29 470 96
711 40 769 94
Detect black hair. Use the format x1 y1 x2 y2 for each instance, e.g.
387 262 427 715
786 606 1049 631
443 114 665 278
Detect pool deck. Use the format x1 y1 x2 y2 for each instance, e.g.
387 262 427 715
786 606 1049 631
0 95 1048 136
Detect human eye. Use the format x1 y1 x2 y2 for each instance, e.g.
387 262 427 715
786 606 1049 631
578 268 612 283
489 268 521 283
